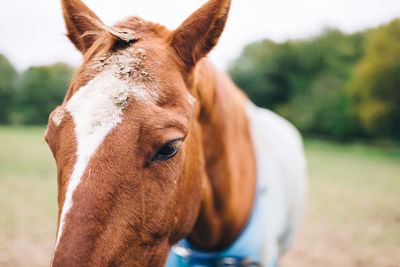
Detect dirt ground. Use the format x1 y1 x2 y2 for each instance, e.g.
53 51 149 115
280 206 400 267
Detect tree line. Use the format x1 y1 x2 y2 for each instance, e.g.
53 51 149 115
229 19 400 141
0 56 73 125
0 19 399 141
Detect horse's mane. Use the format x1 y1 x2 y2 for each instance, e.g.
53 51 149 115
78 14 169 63
62 14 170 103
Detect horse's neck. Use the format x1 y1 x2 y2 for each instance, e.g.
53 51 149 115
188 60 257 251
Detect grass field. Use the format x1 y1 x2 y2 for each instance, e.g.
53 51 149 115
0 126 399 266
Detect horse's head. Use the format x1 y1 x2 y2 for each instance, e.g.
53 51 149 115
46 0 231 265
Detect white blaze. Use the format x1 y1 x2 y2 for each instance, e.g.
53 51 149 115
55 50 156 249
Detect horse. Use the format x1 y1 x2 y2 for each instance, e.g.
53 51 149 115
45 0 307 266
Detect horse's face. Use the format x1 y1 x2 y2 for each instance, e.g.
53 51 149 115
47 0 231 265
46 39 202 265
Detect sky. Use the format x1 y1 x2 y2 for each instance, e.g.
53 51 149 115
1 0 400 71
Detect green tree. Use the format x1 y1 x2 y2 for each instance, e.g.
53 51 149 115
13 63 74 124
228 40 298 110
0 54 17 123
229 29 366 139
348 19 400 139
282 30 366 138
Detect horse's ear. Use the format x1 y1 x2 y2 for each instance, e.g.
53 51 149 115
61 0 105 54
170 0 231 68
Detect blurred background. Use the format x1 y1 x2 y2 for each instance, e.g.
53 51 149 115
1 0 400 266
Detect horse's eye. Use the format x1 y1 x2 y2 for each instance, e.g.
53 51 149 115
152 139 183 162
